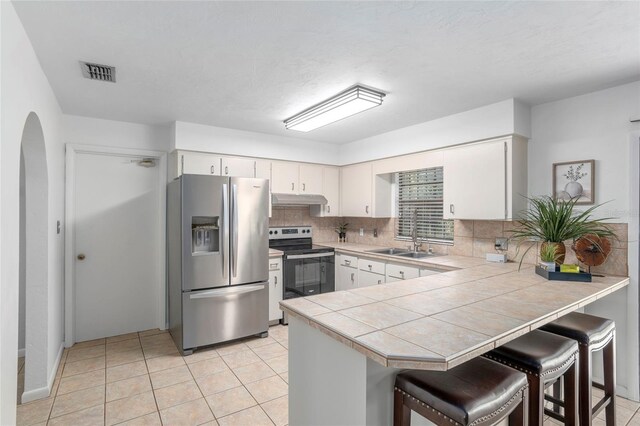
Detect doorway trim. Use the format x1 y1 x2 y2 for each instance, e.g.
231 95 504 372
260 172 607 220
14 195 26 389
629 131 640 401
64 144 167 347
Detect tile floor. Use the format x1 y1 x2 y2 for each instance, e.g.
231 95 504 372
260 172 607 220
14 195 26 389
17 325 290 426
15 324 640 426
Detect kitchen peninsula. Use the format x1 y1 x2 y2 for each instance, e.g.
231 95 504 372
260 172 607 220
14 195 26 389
280 252 629 425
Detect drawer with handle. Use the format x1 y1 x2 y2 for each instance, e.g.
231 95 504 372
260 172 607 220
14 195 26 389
358 258 385 275
268 258 282 271
338 254 358 268
386 263 420 280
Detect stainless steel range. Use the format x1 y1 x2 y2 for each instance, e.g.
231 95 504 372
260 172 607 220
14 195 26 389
268 227 335 311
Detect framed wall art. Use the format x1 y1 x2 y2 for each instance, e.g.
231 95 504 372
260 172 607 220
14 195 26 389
552 159 595 205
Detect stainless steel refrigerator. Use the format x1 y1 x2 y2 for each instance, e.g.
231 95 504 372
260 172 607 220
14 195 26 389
167 174 269 355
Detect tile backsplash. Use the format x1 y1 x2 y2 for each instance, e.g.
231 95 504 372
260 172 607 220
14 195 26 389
269 207 628 276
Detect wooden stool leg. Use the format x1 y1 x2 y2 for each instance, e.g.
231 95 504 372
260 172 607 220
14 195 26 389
579 345 592 426
564 357 579 425
552 379 562 415
529 377 544 426
603 332 616 426
394 390 411 426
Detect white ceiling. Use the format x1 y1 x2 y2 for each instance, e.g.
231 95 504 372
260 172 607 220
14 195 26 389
13 1 640 145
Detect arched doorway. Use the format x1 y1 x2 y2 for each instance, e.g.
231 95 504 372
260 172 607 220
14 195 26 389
18 112 50 403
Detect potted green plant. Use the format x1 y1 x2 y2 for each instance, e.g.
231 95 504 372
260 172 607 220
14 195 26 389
335 222 348 243
539 243 561 271
509 195 615 266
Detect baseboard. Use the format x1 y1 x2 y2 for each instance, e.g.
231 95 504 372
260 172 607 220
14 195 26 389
17 348 25 358
21 342 64 404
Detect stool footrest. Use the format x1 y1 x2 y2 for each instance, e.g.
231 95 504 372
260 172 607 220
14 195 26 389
593 395 612 418
545 408 565 423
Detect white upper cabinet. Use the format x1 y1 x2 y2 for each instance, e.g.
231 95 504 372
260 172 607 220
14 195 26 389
341 163 373 217
310 166 340 217
169 150 222 181
271 161 299 194
254 159 272 218
298 164 323 194
221 157 255 178
443 136 527 220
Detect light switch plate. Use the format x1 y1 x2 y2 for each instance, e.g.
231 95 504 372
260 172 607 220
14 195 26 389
359 228 364 236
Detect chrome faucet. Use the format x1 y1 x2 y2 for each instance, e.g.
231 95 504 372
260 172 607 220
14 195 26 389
411 209 422 252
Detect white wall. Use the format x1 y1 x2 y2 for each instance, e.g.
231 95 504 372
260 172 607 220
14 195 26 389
529 80 640 398
338 99 531 165
173 121 340 165
63 115 172 153
1 2 65 423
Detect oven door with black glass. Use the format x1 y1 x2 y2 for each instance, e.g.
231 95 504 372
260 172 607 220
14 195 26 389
283 252 335 299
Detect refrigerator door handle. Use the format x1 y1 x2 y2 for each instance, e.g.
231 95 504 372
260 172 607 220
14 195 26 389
221 183 228 279
189 284 266 299
231 183 239 278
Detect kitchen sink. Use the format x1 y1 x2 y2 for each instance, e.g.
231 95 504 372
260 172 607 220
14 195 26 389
365 248 410 255
396 251 442 259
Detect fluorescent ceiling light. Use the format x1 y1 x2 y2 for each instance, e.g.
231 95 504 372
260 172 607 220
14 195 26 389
284 85 385 132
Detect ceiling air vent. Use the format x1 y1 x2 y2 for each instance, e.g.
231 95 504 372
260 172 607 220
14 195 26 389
80 61 116 83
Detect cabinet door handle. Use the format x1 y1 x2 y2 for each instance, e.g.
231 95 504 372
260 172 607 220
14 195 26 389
274 276 277 285
211 165 215 174
302 183 306 191
368 264 372 270
365 205 369 214
350 272 355 282
377 279 381 284
344 260 351 265
180 155 184 175
450 204 454 214
327 205 331 213
291 182 295 191
225 166 229 175
269 263 279 269
400 271 404 275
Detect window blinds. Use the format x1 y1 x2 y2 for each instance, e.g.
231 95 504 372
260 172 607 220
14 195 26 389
396 167 454 242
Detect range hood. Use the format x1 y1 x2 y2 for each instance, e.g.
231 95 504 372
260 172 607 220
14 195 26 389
271 193 328 206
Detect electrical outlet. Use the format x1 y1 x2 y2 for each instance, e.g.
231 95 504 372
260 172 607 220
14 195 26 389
495 237 508 251
373 228 378 237
359 228 364 236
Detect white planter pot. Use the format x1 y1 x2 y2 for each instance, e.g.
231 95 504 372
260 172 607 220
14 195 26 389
540 261 557 271
564 181 583 198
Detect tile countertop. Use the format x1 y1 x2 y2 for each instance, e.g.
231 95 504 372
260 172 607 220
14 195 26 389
269 248 284 257
314 241 488 270
279 249 629 371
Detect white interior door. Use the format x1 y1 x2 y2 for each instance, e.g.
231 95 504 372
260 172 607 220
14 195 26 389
73 152 161 342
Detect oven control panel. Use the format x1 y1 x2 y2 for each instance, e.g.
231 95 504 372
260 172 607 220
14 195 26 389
268 226 312 240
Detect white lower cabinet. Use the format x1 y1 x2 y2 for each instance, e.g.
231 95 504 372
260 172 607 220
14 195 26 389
268 257 283 323
358 270 385 287
336 254 358 291
419 268 440 277
385 263 419 282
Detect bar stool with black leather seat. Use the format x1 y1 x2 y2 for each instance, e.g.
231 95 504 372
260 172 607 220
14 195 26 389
541 312 616 426
394 356 529 426
483 329 579 425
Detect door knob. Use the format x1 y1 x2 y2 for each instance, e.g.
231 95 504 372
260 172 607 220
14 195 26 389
77 254 86 260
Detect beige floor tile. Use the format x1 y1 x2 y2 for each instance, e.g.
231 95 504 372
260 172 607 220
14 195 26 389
279 339 288 349
268 326 288 342
252 343 287 361
220 350 261 369
62 356 105 377
140 334 174 348
106 348 144 368
143 344 179 360
105 391 157 426
629 411 640 425
596 402 636 424
183 348 220 365
69 338 105 350
214 341 250 356
261 395 288 426
154 380 202 410
615 396 640 412
245 337 278 349
47 404 104 426
138 328 168 338
106 332 139 344
117 411 162 426
232 361 276 385
263 355 288 374
205 386 257 418
57 369 105 396
196 370 241 396
187 357 229 378
279 372 288 384
149 365 192 389
245 376 288 404
217 405 274 426
16 398 53 426
159 398 215 426
146 354 185 373
106 338 142 354
65 345 106 363
106 374 152 402
50 385 104 418
106 360 147 383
